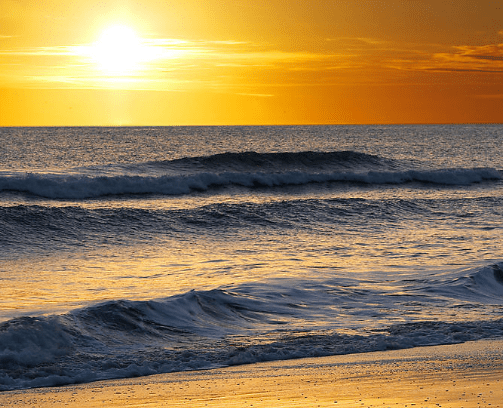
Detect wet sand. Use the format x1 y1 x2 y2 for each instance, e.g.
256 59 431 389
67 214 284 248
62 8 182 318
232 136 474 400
1 339 502 407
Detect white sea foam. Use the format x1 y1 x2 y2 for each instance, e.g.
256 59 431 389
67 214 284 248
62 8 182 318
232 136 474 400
0 166 500 199
1 262 503 391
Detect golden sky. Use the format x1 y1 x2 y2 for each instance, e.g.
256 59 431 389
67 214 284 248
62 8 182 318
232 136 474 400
1 0 502 125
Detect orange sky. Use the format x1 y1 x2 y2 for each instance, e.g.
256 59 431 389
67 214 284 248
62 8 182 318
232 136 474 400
1 0 502 125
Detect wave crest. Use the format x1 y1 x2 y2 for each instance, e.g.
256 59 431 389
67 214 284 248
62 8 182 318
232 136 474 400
0 167 500 200
2 267 503 391
163 150 386 169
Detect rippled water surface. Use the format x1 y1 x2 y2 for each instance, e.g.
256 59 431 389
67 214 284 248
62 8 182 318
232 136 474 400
1 125 502 390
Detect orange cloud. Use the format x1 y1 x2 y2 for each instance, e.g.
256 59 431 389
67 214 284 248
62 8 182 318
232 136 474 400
0 37 354 91
380 40 503 76
431 44 503 73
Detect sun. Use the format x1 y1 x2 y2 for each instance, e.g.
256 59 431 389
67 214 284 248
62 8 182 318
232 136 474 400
89 25 149 76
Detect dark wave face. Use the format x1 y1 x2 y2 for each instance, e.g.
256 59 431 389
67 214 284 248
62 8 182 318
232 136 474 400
1 262 503 391
0 150 500 199
2 194 503 255
162 151 388 171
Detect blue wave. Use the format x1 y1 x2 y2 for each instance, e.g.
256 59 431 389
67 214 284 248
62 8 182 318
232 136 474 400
1 263 503 391
0 166 500 199
2 194 502 254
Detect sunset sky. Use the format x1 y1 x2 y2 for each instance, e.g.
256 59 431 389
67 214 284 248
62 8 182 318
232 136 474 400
1 0 502 126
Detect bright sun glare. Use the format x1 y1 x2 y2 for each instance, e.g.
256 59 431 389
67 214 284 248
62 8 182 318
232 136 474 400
89 25 149 76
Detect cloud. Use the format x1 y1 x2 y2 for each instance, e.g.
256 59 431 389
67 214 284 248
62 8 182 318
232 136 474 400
325 37 388 46
236 92 274 97
0 39 334 64
474 93 503 99
430 44 503 73
469 55 503 61
387 42 503 75
423 67 503 74
0 46 79 56
454 44 503 57
5 34 501 91
0 37 347 90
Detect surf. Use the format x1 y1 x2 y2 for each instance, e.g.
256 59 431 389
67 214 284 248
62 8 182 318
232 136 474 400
2 262 503 391
0 150 500 199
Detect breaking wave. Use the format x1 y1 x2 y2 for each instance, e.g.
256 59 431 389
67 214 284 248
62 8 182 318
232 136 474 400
1 262 503 391
0 150 500 199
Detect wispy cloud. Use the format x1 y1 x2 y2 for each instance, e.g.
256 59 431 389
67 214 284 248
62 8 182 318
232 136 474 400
474 93 503 99
0 45 80 56
325 37 389 46
429 44 503 73
3 34 503 92
0 39 333 62
0 37 351 90
380 41 503 76
236 92 274 97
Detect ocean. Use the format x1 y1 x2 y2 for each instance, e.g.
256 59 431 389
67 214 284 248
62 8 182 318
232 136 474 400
1 125 502 391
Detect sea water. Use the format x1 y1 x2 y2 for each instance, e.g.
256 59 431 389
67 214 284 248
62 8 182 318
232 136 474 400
1 125 502 390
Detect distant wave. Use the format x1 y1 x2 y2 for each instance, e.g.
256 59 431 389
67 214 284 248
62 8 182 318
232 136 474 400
2 195 502 254
159 150 388 170
1 262 503 391
0 167 500 200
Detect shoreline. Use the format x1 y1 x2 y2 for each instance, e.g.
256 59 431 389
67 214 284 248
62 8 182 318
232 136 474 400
2 339 503 407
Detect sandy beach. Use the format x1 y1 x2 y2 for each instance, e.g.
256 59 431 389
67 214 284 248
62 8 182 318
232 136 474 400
1 339 502 407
